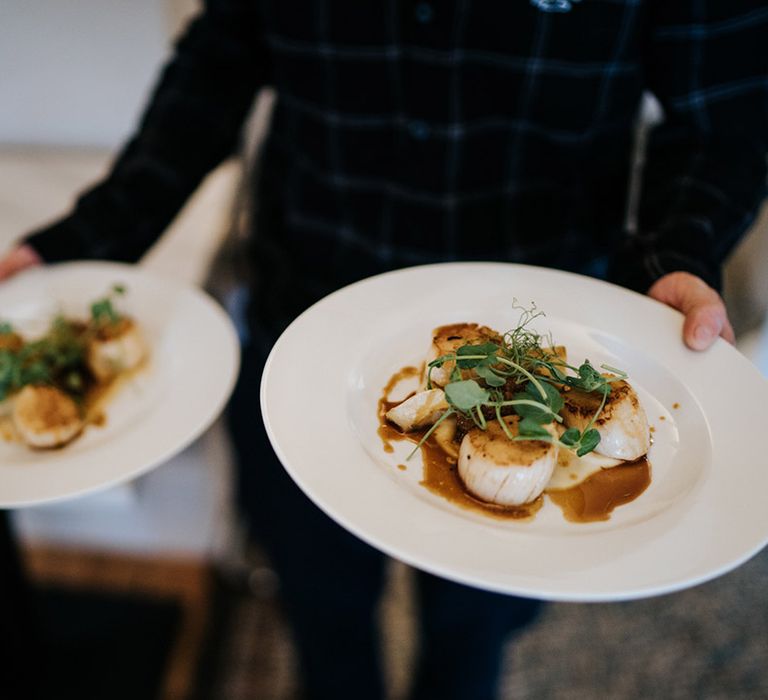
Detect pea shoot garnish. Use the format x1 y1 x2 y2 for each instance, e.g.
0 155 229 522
91 284 126 326
0 284 133 405
407 304 628 460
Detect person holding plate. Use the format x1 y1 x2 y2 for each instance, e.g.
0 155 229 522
2 1 765 698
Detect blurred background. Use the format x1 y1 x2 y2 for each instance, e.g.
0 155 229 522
2 2 768 699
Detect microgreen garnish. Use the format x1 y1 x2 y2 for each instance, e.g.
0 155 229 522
444 379 490 411
0 316 88 402
91 284 126 325
0 284 130 403
406 304 630 461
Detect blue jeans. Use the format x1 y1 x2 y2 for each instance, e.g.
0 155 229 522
227 337 543 700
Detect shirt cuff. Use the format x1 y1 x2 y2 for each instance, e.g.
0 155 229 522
24 220 83 265
608 245 722 295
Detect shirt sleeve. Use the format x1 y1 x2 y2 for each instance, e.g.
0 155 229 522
25 0 266 264
610 1 768 293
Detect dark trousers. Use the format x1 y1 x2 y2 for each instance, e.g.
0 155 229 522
227 339 543 700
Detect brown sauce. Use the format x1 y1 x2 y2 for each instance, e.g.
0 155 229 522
377 365 421 453
547 458 651 523
379 365 652 524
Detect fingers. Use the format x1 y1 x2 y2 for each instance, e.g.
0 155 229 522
0 244 43 282
647 271 733 351
682 301 734 349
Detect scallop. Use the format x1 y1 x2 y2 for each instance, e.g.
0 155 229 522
385 389 449 433
561 379 650 461
458 416 558 506
426 323 501 387
433 414 459 459
13 385 83 448
87 318 146 382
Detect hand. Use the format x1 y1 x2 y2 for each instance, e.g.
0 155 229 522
0 244 43 282
648 271 735 351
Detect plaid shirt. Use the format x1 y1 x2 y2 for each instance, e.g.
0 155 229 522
28 0 768 332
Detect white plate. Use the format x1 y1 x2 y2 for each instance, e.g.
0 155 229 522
0 261 239 507
262 263 768 602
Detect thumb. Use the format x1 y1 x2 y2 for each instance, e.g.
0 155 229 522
0 244 43 282
647 271 734 351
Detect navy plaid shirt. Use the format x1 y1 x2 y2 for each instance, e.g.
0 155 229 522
28 0 768 332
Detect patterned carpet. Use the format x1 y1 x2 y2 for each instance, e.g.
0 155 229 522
196 544 768 700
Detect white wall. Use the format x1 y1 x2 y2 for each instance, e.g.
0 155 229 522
1 0 198 148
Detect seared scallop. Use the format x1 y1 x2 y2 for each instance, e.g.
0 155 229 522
432 414 459 459
561 379 650 461
426 323 501 387
87 318 146 382
13 385 83 448
385 389 449 432
458 416 558 506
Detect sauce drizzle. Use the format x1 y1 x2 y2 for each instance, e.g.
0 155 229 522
547 459 651 523
377 365 420 453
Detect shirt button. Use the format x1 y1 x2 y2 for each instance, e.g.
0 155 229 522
407 120 431 141
414 2 434 24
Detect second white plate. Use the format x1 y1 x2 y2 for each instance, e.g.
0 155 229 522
0 262 239 508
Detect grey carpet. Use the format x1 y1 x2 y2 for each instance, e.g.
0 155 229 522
203 546 768 699
503 547 768 700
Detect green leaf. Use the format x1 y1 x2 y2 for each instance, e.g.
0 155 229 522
525 380 564 414
91 298 119 324
560 427 580 446
444 379 490 411
512 392 551 423
517 417 552 439
475 364 506 387
567 361 610 395
0 322 13 335
576 428 601 457
514 382 563 423
577 362 603 389
455 342 499 369
91 285 126 325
